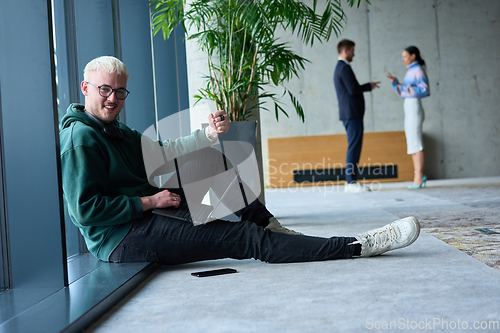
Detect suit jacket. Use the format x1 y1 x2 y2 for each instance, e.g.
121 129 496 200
333 60 372 120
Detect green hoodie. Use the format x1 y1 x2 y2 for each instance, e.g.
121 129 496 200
60 103 212 261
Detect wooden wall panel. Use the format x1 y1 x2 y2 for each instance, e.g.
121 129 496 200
268 131 413 188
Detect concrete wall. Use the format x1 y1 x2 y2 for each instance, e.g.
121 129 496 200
185 0 500 186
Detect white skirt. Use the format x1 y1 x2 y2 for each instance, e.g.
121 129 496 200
403 98 425 155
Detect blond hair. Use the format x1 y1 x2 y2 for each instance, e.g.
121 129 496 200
83 56 130 82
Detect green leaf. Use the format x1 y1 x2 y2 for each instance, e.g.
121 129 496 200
150 0 369 122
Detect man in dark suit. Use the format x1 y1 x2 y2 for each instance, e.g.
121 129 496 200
333 39 380 192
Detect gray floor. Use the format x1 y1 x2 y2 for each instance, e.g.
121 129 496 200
87 177 500 333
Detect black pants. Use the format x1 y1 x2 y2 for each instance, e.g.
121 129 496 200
110 147 356 264
342 118 364 183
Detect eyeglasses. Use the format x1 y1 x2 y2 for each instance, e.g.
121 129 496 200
86 82 130 100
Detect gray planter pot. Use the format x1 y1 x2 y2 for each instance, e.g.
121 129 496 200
205 120 265 205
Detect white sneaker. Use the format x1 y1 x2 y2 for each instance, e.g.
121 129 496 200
344 182 371 193
265 217 304 235
349 216 420 257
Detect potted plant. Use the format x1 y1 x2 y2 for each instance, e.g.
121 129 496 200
149 0 368 202
150 0 368 122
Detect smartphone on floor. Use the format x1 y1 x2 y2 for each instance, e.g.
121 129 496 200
191 268 238 277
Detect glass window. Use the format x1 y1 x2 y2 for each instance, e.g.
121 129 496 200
51 0 88 260
0 144 8 292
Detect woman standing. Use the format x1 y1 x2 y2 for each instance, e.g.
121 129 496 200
387 46 430 189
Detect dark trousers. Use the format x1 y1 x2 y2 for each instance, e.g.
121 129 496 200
110 147 356 264
109 207 356 265
342 119 364 183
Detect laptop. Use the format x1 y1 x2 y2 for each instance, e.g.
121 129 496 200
153 174 239 226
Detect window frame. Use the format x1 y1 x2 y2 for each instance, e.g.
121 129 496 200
0 97 9 292
0 0 190 330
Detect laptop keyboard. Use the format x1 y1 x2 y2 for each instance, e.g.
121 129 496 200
175 203 213 221
175 207 191 219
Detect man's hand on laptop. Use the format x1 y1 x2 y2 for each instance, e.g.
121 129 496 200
140 190 181 212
